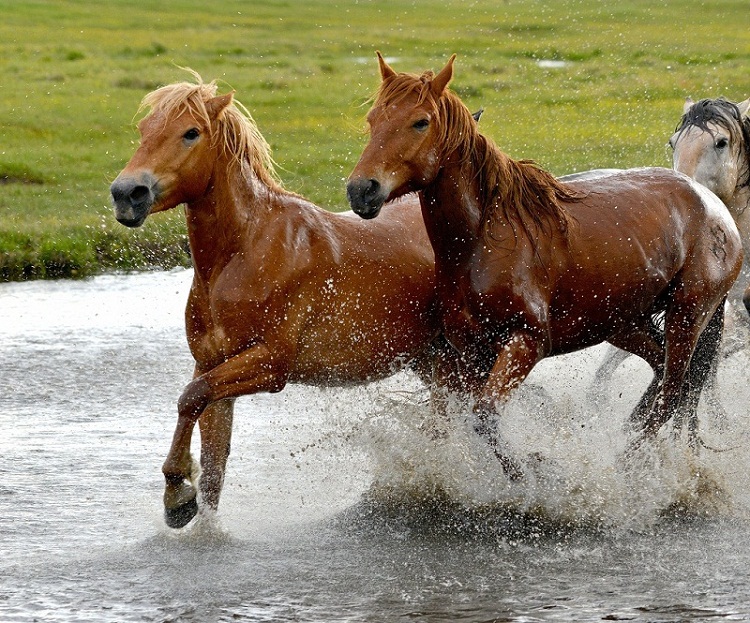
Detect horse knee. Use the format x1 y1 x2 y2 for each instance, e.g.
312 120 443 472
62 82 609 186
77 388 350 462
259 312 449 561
178 376 213 421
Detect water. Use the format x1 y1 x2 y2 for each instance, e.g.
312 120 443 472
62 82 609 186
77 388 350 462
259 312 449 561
2 269 750 622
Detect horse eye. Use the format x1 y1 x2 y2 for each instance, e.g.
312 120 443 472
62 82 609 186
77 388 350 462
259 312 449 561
412 119 430 131
715 137 728 150
183 128 200 142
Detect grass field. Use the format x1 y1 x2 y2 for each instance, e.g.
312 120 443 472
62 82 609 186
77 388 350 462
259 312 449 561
0 0 748 279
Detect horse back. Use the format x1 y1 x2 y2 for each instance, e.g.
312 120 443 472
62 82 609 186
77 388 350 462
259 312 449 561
567 167 740 250
543 167 742 351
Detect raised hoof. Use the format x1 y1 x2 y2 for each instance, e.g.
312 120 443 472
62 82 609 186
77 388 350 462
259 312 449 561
164 497 199 529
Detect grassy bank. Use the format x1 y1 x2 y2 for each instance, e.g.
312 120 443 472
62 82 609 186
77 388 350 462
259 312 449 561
0 0 748 280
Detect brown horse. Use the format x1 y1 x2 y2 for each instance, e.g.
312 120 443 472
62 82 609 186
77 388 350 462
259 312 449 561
110 74 453 528
347 54 743 473
592 97 750 414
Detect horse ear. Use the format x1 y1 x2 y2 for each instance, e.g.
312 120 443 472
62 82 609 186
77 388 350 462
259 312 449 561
738 98 750 118
683 97 695 114
430 54 456 98
377 51 396 81
206 92 234 120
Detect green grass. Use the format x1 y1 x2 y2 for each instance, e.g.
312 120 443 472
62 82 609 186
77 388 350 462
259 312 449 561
0 0 748 279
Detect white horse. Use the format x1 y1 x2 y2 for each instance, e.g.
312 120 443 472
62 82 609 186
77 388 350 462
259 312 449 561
589 97 750 421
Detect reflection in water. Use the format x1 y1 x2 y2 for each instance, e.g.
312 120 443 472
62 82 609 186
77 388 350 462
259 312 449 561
1 270 750 621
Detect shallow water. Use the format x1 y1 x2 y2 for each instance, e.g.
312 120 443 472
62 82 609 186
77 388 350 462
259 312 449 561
2 269 750 622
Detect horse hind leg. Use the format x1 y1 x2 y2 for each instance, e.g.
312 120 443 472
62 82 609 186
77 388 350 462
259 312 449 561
636 294 726 448
673 299 725 451
606 319 665 432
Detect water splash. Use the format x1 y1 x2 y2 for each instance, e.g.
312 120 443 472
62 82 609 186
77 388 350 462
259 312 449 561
330 346 750 539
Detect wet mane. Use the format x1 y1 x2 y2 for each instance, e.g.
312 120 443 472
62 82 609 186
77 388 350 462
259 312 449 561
376 72 579 242
675 98 750 189
140 72 283 193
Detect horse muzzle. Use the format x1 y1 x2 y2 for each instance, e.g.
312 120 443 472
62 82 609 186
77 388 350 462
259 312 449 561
346 177 387 219
110 173 159 228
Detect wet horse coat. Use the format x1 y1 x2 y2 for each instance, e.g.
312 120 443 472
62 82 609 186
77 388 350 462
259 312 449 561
110 76 449 527
592 97 750 409
347 54 742 471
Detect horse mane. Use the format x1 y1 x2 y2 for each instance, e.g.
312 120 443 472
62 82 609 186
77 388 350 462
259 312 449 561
676 98 750 189
140 70 284 193
375 71 580 242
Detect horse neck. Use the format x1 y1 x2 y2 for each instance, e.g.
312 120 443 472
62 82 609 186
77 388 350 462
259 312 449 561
720 121 750 228
185 157 273 281
420 156 484 267
733 140 750 216
420 135 516 265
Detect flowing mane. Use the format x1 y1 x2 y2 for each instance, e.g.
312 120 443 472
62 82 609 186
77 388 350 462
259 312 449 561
375 71 580 241
674 98 750 190
140 72 284 193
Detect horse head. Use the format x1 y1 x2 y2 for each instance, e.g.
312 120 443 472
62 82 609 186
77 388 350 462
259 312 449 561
110 84 234 227
347 53 462 219
670 97 750 209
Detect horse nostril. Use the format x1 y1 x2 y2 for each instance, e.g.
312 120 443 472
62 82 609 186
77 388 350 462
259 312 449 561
364 179 381 202
347 177 385 217
129 185 151 205
110 181 128 203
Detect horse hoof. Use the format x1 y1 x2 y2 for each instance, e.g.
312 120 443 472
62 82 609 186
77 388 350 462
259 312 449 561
164 497 199 529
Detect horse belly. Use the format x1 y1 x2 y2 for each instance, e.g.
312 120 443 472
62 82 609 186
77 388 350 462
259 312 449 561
293 317 435 384
547 272 672 354
291 282 438 384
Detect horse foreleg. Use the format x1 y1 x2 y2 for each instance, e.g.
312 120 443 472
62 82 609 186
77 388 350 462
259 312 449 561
162 344 287 528
475 332 544 479
431 338 472 439
161 372 212 529
410 336 461 439
198 398 235 512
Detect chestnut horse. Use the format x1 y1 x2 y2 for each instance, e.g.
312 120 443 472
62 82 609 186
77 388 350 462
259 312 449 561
347 54 743 474
110 75 453 528
592 97 750 413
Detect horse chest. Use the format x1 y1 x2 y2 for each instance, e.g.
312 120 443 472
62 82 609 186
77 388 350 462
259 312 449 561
438 274 530 354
